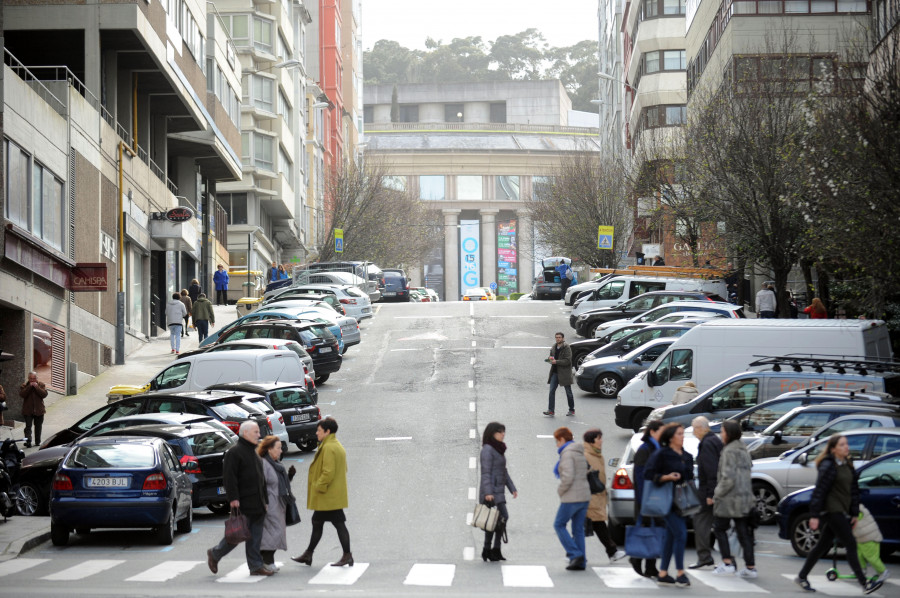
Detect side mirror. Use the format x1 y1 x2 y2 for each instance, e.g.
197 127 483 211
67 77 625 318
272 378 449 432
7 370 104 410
622 344 631 351
741 419 751 431
608 458 619 468
149 379 158 391
647 370 657 387
773 430 783 445
797 452 808 465
634 358 643 365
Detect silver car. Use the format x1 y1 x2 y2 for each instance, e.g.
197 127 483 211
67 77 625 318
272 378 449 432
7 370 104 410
574 337 675 398
285 284 373 321
257 302 361 352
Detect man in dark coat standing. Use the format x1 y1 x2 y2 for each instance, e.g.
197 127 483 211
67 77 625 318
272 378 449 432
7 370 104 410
208 421 271 576
690 416 723 569
545 332 575 417
19 372 48 448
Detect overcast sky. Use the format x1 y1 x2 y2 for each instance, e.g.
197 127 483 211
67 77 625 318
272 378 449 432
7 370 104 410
361 0 599 51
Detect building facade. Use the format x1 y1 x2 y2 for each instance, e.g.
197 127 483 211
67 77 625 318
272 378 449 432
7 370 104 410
598 0 627 154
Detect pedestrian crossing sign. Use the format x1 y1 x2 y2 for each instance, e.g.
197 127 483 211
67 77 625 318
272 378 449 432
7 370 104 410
597 225 614 250
335 229 344 253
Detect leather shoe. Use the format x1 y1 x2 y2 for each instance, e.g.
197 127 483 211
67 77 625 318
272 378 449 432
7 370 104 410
566 556 586 571
291 550 313 565
249 567 274 576
206 549 218 574
331 552 354 567
689 559 715 569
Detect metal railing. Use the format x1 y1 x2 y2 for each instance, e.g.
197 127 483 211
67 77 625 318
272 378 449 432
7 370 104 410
3 49 66 115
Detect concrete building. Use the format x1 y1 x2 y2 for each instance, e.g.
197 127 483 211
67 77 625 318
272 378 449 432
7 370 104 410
341 0 363 165
1 1 241 408
363 81 601 301
598 0 627 154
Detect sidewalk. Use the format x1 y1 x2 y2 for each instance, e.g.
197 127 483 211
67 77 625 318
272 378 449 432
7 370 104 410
0 304 238 560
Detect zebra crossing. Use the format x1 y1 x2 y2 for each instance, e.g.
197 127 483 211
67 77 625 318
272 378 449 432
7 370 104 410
0 557 896 593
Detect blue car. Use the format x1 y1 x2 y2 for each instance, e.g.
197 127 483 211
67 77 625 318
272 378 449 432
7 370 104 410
50 436 193 546
199 307 344 353
776 449 900 557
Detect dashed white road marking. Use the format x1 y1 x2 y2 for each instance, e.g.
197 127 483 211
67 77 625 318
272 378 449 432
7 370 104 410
469 457 476 469
502 346 548 349
375 437 413 441
404 563 455 586
501 565 554 587
592 567 658 588
536 435 555 439
466 512 474 525
469 402 475 412
471 357 476 365
390 348 419 351
393 315 452 319
217 563 266 583
126 561 204 582
468 380 474 388
488 315 549 318
471 341 476 347
42 560 124 581
308 562 369 585
692 570 769 592
469 429 476 439
468 487 476 500
469 304 474 316
463 546 475 561
0 559 49 578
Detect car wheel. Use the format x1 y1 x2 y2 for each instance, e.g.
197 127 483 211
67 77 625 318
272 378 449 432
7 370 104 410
341 346 347 355
315 373 329 384
176 504 193 534
156 509 175 545
587 322 601 338
50 523 69 546
594 374 622 398
790 512 819 558
631 409 652 432
297 437 316 452
752 481 779 525
207 502 230 515
573 352 589 369
15 481 45 516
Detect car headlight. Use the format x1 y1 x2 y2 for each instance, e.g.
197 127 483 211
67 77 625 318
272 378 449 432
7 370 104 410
576 366 585 376
648 408 666 421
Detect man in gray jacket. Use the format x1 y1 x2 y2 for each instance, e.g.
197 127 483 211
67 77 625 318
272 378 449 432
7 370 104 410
553 426 591 571
165 293 187 354
690 416 722 569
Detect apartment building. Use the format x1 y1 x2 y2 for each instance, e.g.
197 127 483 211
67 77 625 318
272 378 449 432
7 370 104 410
1 0 241 408
341 0 363 165
307 0 343 199
598 0 627 154
363 81 601 300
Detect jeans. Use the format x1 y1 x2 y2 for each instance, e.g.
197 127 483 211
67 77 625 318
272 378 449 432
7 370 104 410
713 516 755 567
693 504 715 563
195 320 209 342
484 502 509 550
210 512 265 571
660 509 688 572
169 325 182 352
799 512 867 585
216 289 227 305
548 373 574 413
24 414 44 444
554 501 589 560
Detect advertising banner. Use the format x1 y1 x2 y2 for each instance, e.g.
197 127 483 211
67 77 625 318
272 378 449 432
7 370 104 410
459 220 481 296
497 219 518 296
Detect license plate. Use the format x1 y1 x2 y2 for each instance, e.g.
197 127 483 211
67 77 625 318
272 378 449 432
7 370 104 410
87 477 129 488
291 413 311 423
217 486 226 495
384 291 396 296
319 346 332 353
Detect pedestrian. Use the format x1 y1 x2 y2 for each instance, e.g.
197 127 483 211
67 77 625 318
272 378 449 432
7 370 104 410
854 504 888 584
544 332 575 417
755 282 777 318
671 381 699 405
653 255 666 266
268 261 279 283
794 434 883 594
690 416 722 570
207 421 271 576
644 422 694 588
804 297 827 319
166 293 187 354
213 264 229 306
191 293 216 343
552 426 591 571
188 278 202 304
179 289 193 337
556 259 572 297
711 420 756 578
277 265 287 280
629 419 663 579
18 372 47 448
292 417 353 567
257 435 297 570
583 429 626 563
479 421 518 562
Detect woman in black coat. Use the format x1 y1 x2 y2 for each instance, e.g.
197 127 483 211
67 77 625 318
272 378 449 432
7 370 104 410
479 421 518 562
630 419 663 579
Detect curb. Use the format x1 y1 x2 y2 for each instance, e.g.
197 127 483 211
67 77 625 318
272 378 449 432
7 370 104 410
0 526 51 561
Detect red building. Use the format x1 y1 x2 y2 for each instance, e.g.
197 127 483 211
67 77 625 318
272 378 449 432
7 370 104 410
319 0 344 194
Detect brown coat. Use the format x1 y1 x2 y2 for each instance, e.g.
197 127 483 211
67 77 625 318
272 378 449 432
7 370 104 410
584 443 609 521
547 342 574 386
19 381 48 416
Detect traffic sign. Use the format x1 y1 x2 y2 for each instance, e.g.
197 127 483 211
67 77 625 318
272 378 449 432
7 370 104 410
489 282 497 291
334 228 344 253
597 225 614 250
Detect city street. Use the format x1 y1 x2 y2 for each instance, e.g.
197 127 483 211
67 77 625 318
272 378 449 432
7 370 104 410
3 300 898 596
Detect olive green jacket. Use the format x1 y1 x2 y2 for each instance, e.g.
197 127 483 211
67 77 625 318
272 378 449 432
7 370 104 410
307 433 348 511
191 297 215 323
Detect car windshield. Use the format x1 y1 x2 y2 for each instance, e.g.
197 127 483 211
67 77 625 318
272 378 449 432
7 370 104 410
268 388 314 409
209 401 251 419
188 431 235 456
65 444 156 468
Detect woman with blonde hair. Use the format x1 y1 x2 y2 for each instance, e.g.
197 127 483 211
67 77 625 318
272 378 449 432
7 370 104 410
804 297 827 319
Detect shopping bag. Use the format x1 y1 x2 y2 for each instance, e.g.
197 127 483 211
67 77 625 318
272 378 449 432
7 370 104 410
224 508 252 544
640 480 673 518
285 495 301 527
625 519 665 559
673 481 702 517
471 502 500 532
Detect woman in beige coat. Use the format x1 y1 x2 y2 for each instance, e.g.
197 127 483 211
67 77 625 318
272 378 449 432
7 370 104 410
584 429 626 562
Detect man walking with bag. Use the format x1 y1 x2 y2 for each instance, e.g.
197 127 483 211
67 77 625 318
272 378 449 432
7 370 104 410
689 416 722 569
208 421 271 576
544 332 575 417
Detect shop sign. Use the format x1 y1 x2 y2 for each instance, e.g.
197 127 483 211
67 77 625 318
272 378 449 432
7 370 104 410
70 263 108 292
165 207 194 222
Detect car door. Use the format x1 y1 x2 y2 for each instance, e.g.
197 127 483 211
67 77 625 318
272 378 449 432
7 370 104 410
622 342 673 381
760 410 834 459
151 362 192 392
785 434 871 494
869 433 900 460
856 452 900 546
161 442 191 517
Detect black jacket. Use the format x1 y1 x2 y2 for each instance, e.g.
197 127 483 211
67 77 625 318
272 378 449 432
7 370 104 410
809 455 859 518
696 433 723 500
644 446 694 485
223 436 267 516
188 283 202 303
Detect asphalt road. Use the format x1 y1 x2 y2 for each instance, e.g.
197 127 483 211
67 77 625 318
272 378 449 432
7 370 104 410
5 300 898 596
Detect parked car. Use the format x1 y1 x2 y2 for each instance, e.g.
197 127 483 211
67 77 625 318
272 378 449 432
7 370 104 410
201 300 342 348
654 311 729 324
255 303 360 351
584 299 741 339
777 449 900 557
206 382 321 452
409 288 429 302
463 288 490 301
262 290 347 316
50 436 194 546
574 338 676 397
750 428 900 524
272 284 372 320
570 277 727 319
789 412 900 453
564 273 620 306
570 291 730 337
569 324 694 369
175 338 316 386
382 272 411 302
532 257 570 300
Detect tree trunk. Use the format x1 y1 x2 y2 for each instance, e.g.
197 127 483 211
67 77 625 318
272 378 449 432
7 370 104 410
800 259 814 307
773 268 791 318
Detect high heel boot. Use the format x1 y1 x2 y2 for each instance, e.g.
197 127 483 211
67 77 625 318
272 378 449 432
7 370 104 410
331 553 354 567
491 548 506 561
482 547 492 562
291 550 313 565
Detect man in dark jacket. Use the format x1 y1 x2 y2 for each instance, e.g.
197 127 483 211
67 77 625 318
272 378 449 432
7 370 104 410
690 416 723 569
545 332 575 417
19 372 48 448
191 293 216 343
207 421 271 576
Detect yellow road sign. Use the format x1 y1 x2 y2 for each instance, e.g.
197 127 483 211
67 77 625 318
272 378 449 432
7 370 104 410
334 228 344 253
597 225 614 250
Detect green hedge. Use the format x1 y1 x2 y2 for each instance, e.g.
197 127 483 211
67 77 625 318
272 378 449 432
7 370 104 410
509 293 525 301
496 295 507 301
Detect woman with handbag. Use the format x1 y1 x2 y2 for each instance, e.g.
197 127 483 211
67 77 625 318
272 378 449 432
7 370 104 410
644 423 694 588
553 426 591 571
584 429 626 562
711 420 756 578
479 421 518 562
257 436 297 570
795 434 883 594
630 419 663 579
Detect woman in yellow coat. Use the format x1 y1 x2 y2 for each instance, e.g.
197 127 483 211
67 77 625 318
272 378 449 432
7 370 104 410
584 429 627 562
291 417 353 567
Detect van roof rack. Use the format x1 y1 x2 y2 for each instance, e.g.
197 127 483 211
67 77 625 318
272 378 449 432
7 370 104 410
587 265 726 280
749 354 900 376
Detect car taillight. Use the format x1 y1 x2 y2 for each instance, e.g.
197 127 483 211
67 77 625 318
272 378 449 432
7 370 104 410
278 415 284 425
339 298 358 305
612 468 633 490
222 420 241 434
303 364 309 375
143 473 167 490
180 455 202 474
53 473 73 491
267 415 274 429
316 406 322 420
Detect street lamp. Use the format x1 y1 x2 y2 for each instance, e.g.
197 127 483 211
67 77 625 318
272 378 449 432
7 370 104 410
598 71 635 91
246 59 302 75
456 111 463 123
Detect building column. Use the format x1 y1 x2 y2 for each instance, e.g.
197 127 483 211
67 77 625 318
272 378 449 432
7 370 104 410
480 209 498 291
517 210 534 295
443 209 461 301
85 19 102 101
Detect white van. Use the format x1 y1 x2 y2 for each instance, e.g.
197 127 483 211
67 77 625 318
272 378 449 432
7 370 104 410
614 319 893 431
571 276 727 318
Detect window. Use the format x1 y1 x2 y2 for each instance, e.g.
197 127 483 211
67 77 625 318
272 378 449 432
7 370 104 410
669 349 693 381
445 103 464 122
780 412 832 436
490 102 507 123
709 379 760 410
253 17 273 52
808 434 868 461
666 106 686 125
364 105 374 123
643 0 685 17
4 139 65 250
640 104 687 131
532 176 553 200
226 15 249 42
419 175 445 200
398 105 418 122
664 50 686 70
596 280 626 300
646 52 660 74
871 434 900 458
663 0 686 13
495 176 519 200
383 176 407 191
220 193 248 225
278 90 292 127
458 175 483 200
253 135 274 171
744 400 801 429
859 454 900 487
631 281 667 296
279 147 293 181
250 76 274 112
153 363 191 390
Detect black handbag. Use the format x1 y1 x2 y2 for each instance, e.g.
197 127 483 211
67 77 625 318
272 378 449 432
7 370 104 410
673 481 702 517
587 469 606 494
285 494 301 526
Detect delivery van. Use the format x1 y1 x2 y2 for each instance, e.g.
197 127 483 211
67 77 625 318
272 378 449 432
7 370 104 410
613 319 893 431
107 350 306 400
571 276 727 318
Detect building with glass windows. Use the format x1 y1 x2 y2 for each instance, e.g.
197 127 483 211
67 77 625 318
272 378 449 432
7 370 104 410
363 80 601 300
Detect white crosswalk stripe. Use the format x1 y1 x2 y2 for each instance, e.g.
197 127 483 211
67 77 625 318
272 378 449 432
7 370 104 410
501 565 554 587
41 559 124 581
780 574 866 596
216 563 268 583
592 566 658 588
690 570 769 592
308 562 369 584
0 558 50 578
125 560 204 582
404 563 455 586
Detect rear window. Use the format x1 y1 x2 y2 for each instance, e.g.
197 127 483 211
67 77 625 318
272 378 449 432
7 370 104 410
210 401 252 420
65 444 156 468
246 398 274 414
188 431 235 456
268 388 314 409
346 287 367 298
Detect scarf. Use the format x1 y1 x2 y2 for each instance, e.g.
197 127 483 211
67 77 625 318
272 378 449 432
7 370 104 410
264 454 292 501
554 440 573 479
485 437 507 456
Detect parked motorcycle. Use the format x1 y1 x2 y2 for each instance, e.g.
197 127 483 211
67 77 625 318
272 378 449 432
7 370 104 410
0 438 26 520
